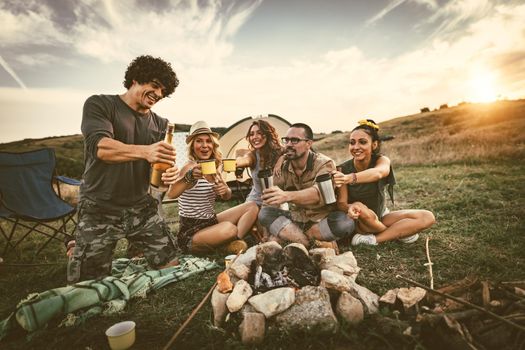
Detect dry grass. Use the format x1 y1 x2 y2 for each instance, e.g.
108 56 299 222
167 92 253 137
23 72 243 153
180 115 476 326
1 160 523 350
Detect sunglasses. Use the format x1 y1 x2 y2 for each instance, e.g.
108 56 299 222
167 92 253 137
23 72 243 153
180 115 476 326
281 137 310 145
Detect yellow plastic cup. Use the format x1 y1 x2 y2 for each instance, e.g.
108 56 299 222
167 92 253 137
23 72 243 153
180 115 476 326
106 321 136 350
199 159 217 175
223 158 236 172
224 254 236 268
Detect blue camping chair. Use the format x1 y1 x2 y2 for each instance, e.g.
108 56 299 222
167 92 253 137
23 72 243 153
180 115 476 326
0 148 80 258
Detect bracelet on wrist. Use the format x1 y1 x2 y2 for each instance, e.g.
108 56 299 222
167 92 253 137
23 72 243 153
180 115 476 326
184 168 196 184
348 172 357 186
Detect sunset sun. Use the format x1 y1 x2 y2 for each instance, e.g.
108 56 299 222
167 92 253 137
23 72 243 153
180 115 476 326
469 68 498 103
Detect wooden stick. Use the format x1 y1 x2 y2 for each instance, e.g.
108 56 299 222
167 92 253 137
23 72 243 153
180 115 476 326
418 309 482 326
163 251 244 350
396 275 525 333
162 280 218 350
424 236 434 289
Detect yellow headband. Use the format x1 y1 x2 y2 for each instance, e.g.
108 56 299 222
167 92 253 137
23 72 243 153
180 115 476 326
358 119 379 130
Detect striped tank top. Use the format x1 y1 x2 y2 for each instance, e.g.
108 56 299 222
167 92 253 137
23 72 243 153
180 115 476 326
178 179 216 219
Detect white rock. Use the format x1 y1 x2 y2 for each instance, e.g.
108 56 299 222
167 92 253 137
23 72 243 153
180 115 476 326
320 269 351 292
379 288 399 304
211 286 230 327
309 248 337 267
274 286 339 334
346 279 379 314
248 287 295 318
255 241 283 263
336 291 364 325
239 312 265 345
320 251 360 280
227 280 253 313
396 287 426 309
283 243 309 256
326 265 345 275
231 245 258 269
229 263 250 281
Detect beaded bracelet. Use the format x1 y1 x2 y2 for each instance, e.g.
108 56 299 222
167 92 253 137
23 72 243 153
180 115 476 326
183 168 196 184
348 172 357 186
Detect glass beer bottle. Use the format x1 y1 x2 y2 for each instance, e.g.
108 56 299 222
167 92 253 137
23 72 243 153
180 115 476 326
150 122 175 188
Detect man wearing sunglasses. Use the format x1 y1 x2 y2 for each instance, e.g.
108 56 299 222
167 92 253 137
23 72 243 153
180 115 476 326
259 123 355 251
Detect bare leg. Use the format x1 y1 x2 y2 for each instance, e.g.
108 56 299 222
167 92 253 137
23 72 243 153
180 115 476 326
305 224 322 240
375 209 435 243
305 224 340 253
217 201 259 239
277 223 310 247
355 204 387 233
252 221 269 243
191 221 238 253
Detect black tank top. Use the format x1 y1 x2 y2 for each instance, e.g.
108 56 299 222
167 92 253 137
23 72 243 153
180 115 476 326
338 154 396 217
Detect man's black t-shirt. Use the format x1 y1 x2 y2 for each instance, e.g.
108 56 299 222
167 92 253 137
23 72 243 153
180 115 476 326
80 94 168 210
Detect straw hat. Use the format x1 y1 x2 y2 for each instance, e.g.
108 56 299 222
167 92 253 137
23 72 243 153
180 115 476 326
185 121 219 144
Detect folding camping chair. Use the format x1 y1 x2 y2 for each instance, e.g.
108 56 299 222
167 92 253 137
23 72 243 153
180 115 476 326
0 148 80 258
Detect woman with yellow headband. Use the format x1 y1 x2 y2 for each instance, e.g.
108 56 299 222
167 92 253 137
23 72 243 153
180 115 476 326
332 119 435 246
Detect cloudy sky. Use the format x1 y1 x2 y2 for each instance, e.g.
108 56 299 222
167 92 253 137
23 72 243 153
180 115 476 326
1 0 524 143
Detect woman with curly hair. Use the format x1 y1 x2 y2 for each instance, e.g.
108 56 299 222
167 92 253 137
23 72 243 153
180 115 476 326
236 119 285 206
333 119 435 246
165 121 258 254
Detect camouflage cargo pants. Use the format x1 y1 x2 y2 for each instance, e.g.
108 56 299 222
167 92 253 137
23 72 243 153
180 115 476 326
67 196 178 283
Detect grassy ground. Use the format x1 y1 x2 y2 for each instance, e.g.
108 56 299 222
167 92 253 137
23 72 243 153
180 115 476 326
1 160 524 349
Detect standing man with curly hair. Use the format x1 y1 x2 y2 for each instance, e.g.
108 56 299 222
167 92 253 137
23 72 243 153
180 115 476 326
67 55 181 283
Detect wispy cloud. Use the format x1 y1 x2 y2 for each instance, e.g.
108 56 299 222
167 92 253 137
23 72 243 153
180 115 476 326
155 3 525 132
0 0 262 69
0 56 27 89
366 0 438 26
423 0 493 39
0 1 70 46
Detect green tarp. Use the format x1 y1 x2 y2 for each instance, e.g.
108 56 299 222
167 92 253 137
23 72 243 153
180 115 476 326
0 256 219 340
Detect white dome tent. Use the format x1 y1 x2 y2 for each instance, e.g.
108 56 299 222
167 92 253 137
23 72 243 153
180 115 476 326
219 114 291 184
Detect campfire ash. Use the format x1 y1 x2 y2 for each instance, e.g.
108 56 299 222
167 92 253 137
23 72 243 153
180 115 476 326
211 241 379 345
249 243 320 292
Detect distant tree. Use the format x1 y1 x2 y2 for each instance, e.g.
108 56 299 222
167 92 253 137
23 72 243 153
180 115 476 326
420 107 430 113
439 104 449 110
331 130 343 134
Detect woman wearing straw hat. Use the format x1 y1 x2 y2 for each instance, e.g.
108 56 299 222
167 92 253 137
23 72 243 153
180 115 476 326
165 121 258 254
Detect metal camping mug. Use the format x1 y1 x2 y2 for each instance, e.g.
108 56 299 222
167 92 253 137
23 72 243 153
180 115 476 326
316 173 336 204
257 168 273 190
